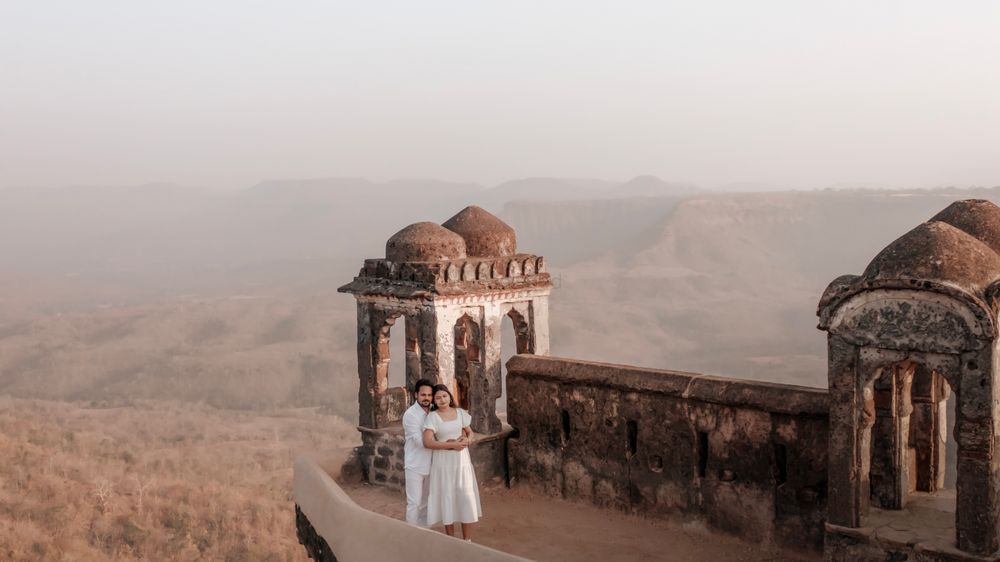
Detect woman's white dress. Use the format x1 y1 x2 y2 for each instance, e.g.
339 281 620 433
423 408 483 525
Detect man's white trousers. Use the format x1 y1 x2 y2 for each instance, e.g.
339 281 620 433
405 469 430 527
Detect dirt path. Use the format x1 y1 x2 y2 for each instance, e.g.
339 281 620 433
342 482 818 562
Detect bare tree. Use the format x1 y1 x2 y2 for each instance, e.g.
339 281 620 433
133 475 153 514
93 478 114 513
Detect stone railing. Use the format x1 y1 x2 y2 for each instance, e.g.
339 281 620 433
293 457 529 562
358 254 547 285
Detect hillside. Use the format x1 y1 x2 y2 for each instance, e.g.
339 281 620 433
1 184 997 407
552 188 1000 385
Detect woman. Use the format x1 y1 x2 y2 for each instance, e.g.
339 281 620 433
422 383 482 540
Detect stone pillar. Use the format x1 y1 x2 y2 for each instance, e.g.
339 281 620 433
870 371 900 509
433 304 457 395
935 375 950 491
418 305 440 383
955 345 1000 555
827 335 862 527
531 295 551 355
356 301 378 428
910 365 942 493
870 364 913 510
478 302 504 434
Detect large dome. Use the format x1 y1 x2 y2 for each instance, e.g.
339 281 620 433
385 222 467 262
441 206 517 257
929 199 1000 256
861 220 1000 296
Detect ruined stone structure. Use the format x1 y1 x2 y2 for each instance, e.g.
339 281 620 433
337 206 551 486
819 199 1000 561
296 199 1000 562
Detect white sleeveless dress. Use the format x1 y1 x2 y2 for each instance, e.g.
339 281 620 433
422 408 483 525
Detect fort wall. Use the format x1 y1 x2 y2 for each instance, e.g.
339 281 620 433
505 355 830 551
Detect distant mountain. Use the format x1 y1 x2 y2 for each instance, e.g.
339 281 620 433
474 177 618 211
500 197 683 265
616 175 701 197
248 177 483 200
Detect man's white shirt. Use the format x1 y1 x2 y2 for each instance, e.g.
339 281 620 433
402 401 432 475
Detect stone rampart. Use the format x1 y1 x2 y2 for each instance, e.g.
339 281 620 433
505 355 830 551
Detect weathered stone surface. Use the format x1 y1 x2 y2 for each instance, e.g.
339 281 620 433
507 355 828 415
385 221 467 262
442 206 517 257
506 355 830 551
931 200 1000 256
861 221 1000 299
339 255 551 298
827 291 987 353
820 201 1000 560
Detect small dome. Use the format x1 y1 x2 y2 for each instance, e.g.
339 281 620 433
929 199 1000 255
442 206 517 257
861 221 1000 295
385 222 467 262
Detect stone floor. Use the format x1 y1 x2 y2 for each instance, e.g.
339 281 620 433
339 479 819 561
862 490 957 549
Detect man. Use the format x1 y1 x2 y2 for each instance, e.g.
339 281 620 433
402 378 435 526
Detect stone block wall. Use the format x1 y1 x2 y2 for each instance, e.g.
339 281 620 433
506 355 830 551
358 427 407 488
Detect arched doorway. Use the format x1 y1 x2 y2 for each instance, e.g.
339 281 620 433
860 360 953 515
372 312 412 427
498 308 532 413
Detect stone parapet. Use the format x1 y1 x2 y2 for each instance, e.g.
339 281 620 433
506 355 829 416
505 354 830 552
338 255 550 299
293 458 529 562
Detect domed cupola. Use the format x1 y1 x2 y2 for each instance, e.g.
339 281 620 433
385 222 467 262
441 206 517 257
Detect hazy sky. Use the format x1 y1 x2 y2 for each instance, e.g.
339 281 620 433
2 1 999 190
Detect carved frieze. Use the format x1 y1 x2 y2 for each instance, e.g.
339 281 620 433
828 290 988 353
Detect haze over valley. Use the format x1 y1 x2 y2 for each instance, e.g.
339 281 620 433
1 178 993 414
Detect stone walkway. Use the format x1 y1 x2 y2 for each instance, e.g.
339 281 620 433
341 480 818 562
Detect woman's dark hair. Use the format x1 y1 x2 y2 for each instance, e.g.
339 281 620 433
429 384 457 411
412 378 434 397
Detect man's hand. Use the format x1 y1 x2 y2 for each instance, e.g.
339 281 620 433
450 440 468 450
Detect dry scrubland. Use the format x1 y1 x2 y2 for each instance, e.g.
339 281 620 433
0 295 359 415
0 398 356 561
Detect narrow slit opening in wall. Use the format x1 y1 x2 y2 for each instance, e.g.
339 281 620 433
627 420 638 457
697 431 709 478
561 409 571 442
774 442 788 485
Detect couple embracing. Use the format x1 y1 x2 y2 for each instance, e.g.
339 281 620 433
402 379 483 541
